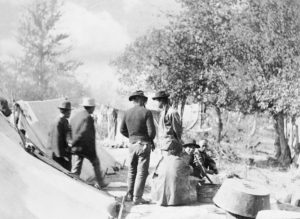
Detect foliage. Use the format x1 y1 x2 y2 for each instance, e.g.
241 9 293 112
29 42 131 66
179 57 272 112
229 0 300 116
11 0 84 100
112 0 300 164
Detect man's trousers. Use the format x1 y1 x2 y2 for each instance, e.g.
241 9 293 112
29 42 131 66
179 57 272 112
127 141 151 199
71 153 105 186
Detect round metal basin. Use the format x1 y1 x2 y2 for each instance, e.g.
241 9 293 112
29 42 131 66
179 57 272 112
213 178 270 218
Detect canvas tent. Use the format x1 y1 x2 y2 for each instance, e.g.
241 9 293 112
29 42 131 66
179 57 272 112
0 114 118 219
17 98 120 180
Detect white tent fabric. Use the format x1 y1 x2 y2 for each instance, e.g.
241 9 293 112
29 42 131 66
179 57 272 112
17 98 120 179
0 114 118 219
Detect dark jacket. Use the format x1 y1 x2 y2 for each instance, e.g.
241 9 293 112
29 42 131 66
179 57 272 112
0 97 11 117
120 105 156 143
70 109 96 155
48 116 71 158
191 151 218 178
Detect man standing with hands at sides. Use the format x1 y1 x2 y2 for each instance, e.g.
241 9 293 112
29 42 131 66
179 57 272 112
152 91 182 152
120 90 156 205
48 100 72 171
70 97 107 189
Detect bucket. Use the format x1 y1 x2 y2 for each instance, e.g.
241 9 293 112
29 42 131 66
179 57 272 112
197 183 221 203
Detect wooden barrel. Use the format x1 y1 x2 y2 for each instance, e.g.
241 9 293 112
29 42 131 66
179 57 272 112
213 178 270 218
256 210 300 219
197 183 221 203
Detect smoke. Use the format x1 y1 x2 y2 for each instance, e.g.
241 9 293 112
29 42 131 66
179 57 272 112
90 79 130 110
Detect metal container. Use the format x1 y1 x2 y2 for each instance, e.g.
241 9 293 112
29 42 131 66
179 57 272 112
226 211 254 219
213 178 270 218
197 183 221 203
256 210 300 219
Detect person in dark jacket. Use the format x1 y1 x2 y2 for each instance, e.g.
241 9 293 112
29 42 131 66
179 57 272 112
190 139 218 179
182 139 218 182
0 96 12 117
120 90 156 204
70 97 107 188
48 100 72 170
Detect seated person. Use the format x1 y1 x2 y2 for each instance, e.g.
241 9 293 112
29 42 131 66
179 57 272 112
151 140 197 206
183 139 218 181
0 97 12 117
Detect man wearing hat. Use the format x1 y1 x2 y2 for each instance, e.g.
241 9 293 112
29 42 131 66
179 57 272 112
0 96 12 117
183 139 218 181
120 90 156 204
70 97 107 188
152 91 182 151
47 100 72 170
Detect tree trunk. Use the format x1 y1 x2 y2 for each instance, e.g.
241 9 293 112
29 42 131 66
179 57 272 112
274 113 292 166
250 112 258 137
295 125 299 147
199 102 203 129
237 112 243 126
179 97 186 126
273 119 281 159
215 106 223 143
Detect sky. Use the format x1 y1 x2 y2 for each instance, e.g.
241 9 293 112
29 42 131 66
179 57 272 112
0 0 181 92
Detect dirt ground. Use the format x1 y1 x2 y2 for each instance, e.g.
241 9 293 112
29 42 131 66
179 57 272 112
103 134 300 219
104 148 228 219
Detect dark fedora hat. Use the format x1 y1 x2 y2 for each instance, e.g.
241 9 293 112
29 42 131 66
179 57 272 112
58 101 72 110
152 90 170 100
183 138 200 148
129 90 148 101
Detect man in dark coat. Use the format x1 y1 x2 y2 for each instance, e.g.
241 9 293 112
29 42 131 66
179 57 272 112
0 96 12 117
48 101 72 170
70 97 107 188
120 90 156 204
184 139 218 180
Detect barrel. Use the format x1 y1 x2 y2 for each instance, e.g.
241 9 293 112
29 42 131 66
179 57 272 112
197 183 221 203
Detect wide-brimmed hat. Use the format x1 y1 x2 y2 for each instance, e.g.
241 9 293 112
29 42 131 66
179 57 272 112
58 100 72 110
81 97 96 107
129 90 148 101
183 138 200 148
152 91 170 100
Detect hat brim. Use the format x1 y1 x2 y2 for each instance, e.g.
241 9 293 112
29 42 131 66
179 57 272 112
58 107 73 110
152 95 169 100
81 104 97 107
129 95 148 101
182 143 200 148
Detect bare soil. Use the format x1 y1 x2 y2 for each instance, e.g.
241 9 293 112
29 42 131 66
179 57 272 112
103 125 300 219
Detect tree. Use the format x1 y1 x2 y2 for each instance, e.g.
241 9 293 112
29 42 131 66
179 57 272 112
229 0 300 165
112 0 240 140
16 0 83 100
112 27 198 119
